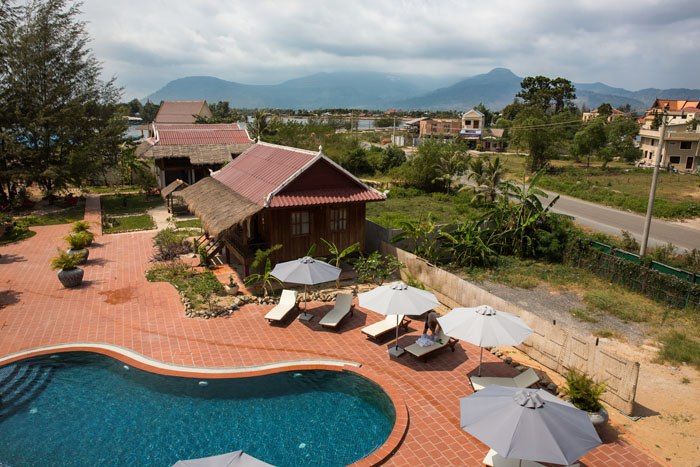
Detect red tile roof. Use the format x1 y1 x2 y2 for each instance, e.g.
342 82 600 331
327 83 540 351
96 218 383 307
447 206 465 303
212 142 385 207
154 100 210 124
156 124 251 145
155 123 241 130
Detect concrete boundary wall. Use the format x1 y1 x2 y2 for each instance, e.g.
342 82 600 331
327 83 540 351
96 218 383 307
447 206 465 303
379 241 640 415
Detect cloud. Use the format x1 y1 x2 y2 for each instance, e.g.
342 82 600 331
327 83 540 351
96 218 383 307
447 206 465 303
79 0 700 99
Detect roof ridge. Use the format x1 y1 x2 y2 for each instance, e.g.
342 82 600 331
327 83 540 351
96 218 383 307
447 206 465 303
256 140 320 155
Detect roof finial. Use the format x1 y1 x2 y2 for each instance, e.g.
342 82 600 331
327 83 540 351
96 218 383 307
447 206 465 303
318 145 323 153
256 136 261 143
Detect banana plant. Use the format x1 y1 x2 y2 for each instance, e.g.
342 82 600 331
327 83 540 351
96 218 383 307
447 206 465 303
321 239 360 288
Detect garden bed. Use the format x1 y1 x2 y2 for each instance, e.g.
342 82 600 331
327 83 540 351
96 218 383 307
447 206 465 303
103 214 155 233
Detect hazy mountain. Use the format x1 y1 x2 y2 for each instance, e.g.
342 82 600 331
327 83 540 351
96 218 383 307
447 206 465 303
144 72 448 109
144 68 700 111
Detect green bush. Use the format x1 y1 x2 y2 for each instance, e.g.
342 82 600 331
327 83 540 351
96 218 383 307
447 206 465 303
153 228 191 261
146 261 224 307
50 249 83 270
353 252 403 285
65 231 91 249
562 368 606 412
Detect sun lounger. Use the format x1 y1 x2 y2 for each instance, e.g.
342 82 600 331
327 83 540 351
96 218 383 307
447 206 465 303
483 448 579 467
264 290 297 323
470 368 540 391
404 331 458 362
319 293 354 330
361 315 410 341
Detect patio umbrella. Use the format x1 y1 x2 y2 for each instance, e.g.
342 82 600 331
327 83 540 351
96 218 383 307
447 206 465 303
438 305 532 376
271 256 341 321
173 450 273 467
460 386 601 465
358 281 439 357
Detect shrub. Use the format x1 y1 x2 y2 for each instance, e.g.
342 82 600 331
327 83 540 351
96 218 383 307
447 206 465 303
146 261 224 307
153 228 191 261
72 220 91 233
562 368 606 412
51 249 83 270
353 251 403 285
620 230 639 252
65 231 91 250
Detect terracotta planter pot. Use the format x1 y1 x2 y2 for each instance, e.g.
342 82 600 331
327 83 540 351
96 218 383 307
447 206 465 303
67 248 89 264
57 267 84 288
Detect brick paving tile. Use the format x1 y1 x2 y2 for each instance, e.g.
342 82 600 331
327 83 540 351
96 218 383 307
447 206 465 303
0 220 663 467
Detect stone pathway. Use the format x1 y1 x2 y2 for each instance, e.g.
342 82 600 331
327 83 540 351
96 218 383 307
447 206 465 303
147 204 173 231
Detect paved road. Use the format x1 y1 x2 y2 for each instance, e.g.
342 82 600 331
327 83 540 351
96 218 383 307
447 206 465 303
458 176 700 251
541 190 700 251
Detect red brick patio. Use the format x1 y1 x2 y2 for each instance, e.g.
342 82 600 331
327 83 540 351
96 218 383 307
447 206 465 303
0 196 661 466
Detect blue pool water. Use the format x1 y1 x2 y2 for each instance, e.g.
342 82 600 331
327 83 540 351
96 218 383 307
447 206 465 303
0 352 395 466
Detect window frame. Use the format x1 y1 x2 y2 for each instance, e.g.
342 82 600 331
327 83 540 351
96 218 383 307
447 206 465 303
329 207 348 232
680 141 692 150
290 211 310 236
669 156 681 164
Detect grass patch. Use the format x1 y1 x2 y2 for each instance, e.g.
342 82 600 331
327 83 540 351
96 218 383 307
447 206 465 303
146 261 225 308
20 203 85 226
495 154 700 219
101 193 162 216
570 307 599 323
583 289 654 323
366 190 483 227
657 332 700 369
175 218 202 229
103 214 155 233
83 185 140 194
593 329 617 339
0 227 36 245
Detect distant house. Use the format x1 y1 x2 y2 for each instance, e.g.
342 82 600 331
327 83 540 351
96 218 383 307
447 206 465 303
178 142 386 272
419 118 462 138
154 100 213 124
137 123 253 188
582 108 629 123
480 128 506 152
638 99 700 172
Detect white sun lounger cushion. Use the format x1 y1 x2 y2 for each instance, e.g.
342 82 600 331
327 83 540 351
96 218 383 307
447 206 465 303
319 293 353 328
361 315 406 338
470 368 540 391
483 448 579 466
264 290 297 321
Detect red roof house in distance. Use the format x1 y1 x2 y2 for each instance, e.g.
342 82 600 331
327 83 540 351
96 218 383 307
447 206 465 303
153 100 213 124
137 123 252 188
179 141 386 270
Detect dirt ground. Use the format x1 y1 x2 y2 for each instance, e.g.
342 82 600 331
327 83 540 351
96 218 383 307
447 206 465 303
476 280 700 466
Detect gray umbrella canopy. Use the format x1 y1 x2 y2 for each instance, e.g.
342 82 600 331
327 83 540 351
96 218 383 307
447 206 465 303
271 256 342 320
172 450 273 467
438 305 532 375
460 386 601 465
270 256 341 286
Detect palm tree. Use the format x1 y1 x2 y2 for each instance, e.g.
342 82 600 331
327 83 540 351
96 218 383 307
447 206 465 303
247 109 270 140
463 157 505 204
432 151 470 193
321 239 360 288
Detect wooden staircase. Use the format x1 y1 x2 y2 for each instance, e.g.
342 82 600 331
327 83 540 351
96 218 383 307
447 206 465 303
195 234 225 266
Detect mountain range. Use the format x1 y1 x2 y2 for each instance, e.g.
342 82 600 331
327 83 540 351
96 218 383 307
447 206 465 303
144 68 700 112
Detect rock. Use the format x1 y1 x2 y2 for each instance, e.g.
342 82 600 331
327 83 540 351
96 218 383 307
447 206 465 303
504 356 513 364
547 382 557 392
490 348 498 355
515 365 526 372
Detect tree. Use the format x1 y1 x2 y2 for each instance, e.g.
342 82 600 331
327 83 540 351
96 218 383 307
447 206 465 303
509 108 554 172
247 109 270 139
141 101 159 122
597 103 613 118
343 147 372 175
602 116 641 164
432 150 469 193
516 76 576 113
0 0 124 201
572 119 607 167
197 101 242 123
127 98 143 116
464 156 505 204
382 145 406 172
244 244 283 296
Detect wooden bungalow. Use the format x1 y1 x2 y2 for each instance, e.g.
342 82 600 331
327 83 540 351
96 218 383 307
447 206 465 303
137 123 253 189
178 142 386 273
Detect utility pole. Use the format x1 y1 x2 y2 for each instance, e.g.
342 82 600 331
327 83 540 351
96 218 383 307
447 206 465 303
639 109 668 256
392 114 396 144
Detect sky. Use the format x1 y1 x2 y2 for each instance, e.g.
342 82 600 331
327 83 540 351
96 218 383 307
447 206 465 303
80 0 700 99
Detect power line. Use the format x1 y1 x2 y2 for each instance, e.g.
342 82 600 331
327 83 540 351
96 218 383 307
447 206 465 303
505 119 584 130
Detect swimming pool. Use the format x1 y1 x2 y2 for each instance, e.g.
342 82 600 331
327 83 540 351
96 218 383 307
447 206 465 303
0 352 395 466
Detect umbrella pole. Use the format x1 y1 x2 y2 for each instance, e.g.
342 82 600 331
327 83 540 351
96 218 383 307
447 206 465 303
479 347 483 377
395 315 400 351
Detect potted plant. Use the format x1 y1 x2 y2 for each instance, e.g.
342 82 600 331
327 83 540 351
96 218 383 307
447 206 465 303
224 274 239 295
65 231 91 264
72 220 94 245
562 369 608 428
51 249 85 288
